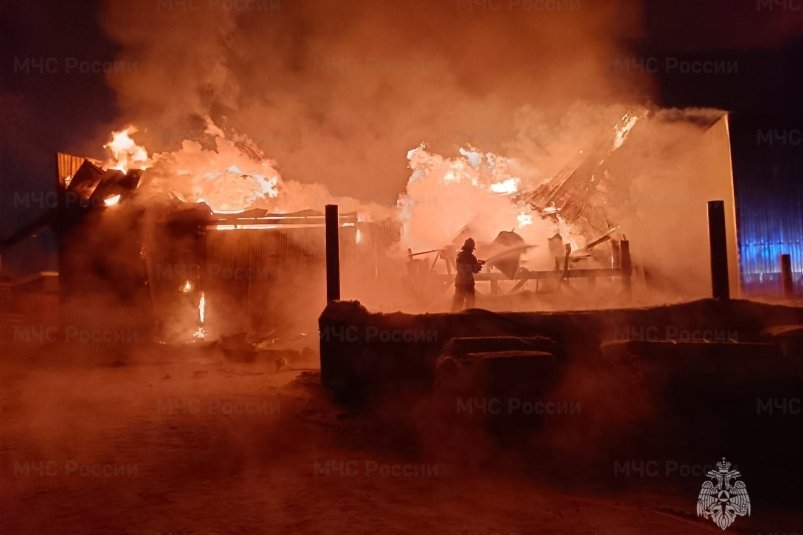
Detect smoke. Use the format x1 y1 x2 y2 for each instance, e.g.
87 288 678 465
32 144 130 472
120 118 391 218
99 0 651 206
400 144 529 248
397 103 640 263
92 0 739 318
397 103 736 305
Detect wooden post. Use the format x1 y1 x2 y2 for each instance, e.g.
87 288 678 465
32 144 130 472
611 239 621 269
781 253 793 299
562 243 571 277
325 204 340 302
620 238 632 295
707 200 730 301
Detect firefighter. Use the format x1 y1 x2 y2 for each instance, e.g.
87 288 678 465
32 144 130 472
451 237 485 311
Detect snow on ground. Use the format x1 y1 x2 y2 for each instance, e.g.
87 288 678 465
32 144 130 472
0 342 798 534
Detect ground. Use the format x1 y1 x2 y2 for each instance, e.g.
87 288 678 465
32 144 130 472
1 342 800 535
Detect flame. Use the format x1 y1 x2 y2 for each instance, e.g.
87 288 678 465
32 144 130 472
103 194 121 207
406 143 524 194
192 167 280 212
490 178 520 195
104 127 150 173
400 143 535 249
613 112 640 150
193 291 207 340
177 279 206 340
111 123 284 213
212 223 321 231
101 120 373 215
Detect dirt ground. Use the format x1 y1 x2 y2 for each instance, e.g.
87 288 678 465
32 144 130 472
1 342 800 535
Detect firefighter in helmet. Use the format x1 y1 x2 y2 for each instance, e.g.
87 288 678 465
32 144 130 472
451 237 485 311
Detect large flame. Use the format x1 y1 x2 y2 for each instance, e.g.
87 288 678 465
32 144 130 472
99 109 637 234
103 194 122 207
104 127 150 173
101 122 284 213
400 143 538 249
613 111 640 150
99 122 392 217
398 143 594 270
194 291 206 340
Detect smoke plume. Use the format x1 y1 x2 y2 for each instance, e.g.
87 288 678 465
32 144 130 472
99 0 651 205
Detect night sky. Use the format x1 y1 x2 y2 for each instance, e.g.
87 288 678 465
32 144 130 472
2 0 802 275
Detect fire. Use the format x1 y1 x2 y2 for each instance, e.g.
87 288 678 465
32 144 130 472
613 111 641 150
176 279 206 340
490 178 520 195
192 164 280 213
104 127 149 173
194 291 207 340
405 143 525 193
400 143 536 250
102 123 284 213
516 211 533 228
98 120 379 216
103 194 121 207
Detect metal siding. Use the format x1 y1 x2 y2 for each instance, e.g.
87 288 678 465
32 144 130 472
735 151 803 295
203 223 360 335
56 152 102 185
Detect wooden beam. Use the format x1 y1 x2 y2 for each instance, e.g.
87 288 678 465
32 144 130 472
325 204 340 302
708 200 730 301
781 253 793 298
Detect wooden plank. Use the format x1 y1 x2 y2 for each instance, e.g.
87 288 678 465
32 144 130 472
431 268 623 283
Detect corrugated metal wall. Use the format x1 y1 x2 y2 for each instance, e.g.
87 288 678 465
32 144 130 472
205 224 360 336
56 152 101 185
735 146 803 295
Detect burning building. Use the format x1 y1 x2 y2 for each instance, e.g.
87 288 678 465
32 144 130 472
50 149 397 344
2 105 739 344
398 106 739 304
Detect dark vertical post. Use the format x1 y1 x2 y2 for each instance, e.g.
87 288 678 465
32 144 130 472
562 243 572 276
55 154 67 332
325 204 341 302
611 239 621 269
781 254 793 299
620 238 632 295
707 200 730 301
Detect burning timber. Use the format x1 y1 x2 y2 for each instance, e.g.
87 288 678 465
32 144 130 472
0 107 745 347
0 153 399 344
